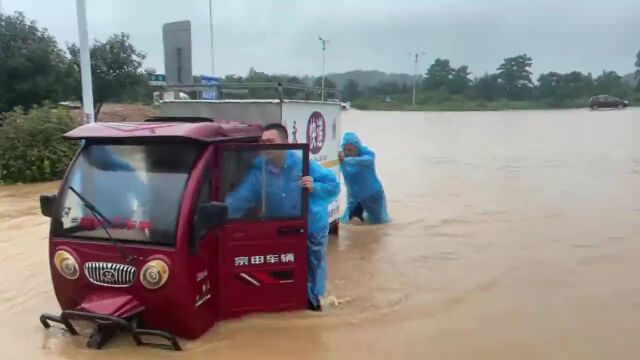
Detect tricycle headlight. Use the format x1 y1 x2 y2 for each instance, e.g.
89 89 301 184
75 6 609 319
54 250 79 279
140 260 169 289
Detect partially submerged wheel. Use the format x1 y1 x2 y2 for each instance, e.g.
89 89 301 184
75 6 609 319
87 322 119 349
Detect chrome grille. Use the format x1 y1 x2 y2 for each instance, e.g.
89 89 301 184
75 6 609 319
84 262 136 287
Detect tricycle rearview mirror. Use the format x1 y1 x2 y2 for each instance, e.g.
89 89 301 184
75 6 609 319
40 194 57 218
194 202 228 240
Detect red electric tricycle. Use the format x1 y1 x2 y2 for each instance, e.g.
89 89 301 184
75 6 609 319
39 117 310 350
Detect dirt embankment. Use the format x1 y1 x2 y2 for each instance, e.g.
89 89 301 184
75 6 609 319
70 103 158 124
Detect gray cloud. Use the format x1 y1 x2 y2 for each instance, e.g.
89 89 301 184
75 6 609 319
4 0 639 78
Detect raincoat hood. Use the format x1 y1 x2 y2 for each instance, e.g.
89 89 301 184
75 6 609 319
342 132 375 157
341 132 363 150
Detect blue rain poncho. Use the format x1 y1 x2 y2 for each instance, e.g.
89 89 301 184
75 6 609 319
339 132 389 224
225 151 340 236
225 151 340 307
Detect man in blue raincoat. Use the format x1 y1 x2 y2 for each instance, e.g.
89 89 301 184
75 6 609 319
225 123 340 311
339 132 389 224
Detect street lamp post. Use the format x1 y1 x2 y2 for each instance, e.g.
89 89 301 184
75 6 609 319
409 52 426 107
76 0 95 123
208 0 215 76
318 37 329 102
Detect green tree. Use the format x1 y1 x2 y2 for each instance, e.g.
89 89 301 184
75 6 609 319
563 71 594 98
537 71 594 102
635 50 640 89
537 71 563 99
68 33 146 119
423 58 455 90
0 12 75 113
342 79 360 101
245 67 271 83
313 76 337 89
368 81 403 96
594 71 630 98
470 73 503 101
496 54 534 100
448 65 472 94
281 76 306 99
538 71 594 101
313 77 338 99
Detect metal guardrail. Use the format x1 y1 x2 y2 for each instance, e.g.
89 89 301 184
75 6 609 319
162 82 341 101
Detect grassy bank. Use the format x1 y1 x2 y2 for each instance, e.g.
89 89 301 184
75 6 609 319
352 94 640 111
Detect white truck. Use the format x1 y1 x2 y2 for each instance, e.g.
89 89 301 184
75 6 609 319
159 99 343 234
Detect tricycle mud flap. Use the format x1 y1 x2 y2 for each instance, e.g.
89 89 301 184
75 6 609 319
39 310 182 351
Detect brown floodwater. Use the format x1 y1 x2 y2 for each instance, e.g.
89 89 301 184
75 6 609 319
1 109 639 359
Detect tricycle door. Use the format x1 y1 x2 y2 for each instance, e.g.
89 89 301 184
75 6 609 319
215 143 309 318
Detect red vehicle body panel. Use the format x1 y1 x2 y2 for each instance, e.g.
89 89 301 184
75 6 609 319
217 221 308 318
47 119 310 342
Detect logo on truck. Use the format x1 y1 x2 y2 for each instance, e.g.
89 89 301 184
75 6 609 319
306 111 326 154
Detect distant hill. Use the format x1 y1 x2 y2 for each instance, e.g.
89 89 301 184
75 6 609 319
325 70 418 89
622 73 639 87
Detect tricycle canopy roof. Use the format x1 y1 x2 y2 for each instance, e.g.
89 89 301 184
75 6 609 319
64 118 263 142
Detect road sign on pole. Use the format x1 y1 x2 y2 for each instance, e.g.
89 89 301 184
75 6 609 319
201 76 218 100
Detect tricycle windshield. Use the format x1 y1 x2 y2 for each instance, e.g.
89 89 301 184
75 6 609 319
52 143 202 246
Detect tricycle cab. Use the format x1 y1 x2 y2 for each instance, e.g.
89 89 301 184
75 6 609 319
40 118 310 349
160 99 343 233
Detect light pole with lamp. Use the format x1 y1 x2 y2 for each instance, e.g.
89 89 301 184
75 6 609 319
208 0 215 76
409 52 426 107
318 37 329 102
75 0 95 123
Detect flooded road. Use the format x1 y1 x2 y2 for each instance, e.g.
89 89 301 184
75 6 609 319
1 109 639 359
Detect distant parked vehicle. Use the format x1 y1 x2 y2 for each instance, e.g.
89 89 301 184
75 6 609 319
589 95 628 110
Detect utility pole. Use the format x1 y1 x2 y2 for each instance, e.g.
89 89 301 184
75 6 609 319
318 37 329 102
76 0 94 123
208 0 215 76
409 52 426 107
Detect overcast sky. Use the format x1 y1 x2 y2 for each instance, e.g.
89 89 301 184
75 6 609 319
3 0 639 78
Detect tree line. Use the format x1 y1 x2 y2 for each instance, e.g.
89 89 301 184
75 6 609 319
0 12 149 117
2 10 640 115
213 68 340 101
341 54 640 108
0 12 147 183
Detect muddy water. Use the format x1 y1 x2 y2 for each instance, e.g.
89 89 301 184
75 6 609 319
1 109 639 359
